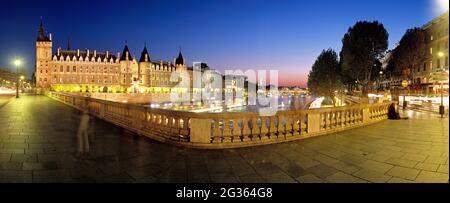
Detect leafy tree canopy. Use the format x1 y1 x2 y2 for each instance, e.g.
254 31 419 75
307 49 342 104
340 21 389 89
389 28 427 77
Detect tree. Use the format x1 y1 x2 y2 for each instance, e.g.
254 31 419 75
338 55 355 92
340 21 389 98
389 28 427 82
307 49 342 106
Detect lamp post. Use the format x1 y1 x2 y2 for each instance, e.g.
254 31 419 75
379 71 383 91
438 52 445 118
401 80 409 109
13 59 22 98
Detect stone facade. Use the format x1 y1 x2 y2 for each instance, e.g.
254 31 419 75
413 11 449 94
34 19 188 93
386 11 449 95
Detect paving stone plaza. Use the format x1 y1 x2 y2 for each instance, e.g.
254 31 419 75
0 95 448 183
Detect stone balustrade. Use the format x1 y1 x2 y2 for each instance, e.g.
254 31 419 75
62 92 172 104
48 91 394 149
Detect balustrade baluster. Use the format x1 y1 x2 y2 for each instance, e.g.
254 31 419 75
257 118 263 140
238 119 244 142
229 119 235 142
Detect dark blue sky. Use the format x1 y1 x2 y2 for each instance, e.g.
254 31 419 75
0 0 446 86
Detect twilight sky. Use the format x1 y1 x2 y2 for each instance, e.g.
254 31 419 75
0 0 447 87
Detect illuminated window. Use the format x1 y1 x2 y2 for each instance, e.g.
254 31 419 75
430 47 433 55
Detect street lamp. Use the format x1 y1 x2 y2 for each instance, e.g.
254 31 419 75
437 52 445 117
379 71 384 90
13 59 22 98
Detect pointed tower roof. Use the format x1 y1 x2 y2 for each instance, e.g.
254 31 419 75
175 51 185 65
120 44 133 61
139 44 150 62
37 17 51 42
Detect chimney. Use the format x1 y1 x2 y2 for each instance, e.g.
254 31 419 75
118 52 120 60
106 51 109 58
94 50 97 57
77 49 80 57
87 49 90 56
49 33 52 41
57 47 60 56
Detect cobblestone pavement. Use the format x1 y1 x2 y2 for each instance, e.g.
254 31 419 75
0 95 448 183
0 95 13 108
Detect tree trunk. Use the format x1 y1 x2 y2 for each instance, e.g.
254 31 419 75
362 85 369 98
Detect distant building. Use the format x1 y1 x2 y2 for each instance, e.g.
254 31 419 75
0 67 29 89
414 11 448 94
0 68 17 87
34 19 252 96
385 11 448 95
34 19 188 93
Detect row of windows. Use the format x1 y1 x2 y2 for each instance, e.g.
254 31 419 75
39 64 179 74
429 28 449 41
52 76 119 84
151 64 176 72
54 66 119 73
39 77 175 86
415 57 449 73
429 41 449 54
40 69 117 74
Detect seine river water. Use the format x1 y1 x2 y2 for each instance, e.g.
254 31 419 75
147 95 316 113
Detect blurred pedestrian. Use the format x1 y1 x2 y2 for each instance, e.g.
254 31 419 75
76 99 90 157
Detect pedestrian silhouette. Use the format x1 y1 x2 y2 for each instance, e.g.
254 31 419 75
76 99 90 158
388 103 400 120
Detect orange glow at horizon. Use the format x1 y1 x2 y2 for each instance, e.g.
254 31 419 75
278 73 308 87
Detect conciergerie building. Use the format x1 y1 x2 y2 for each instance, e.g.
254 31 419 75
34 19 192 93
